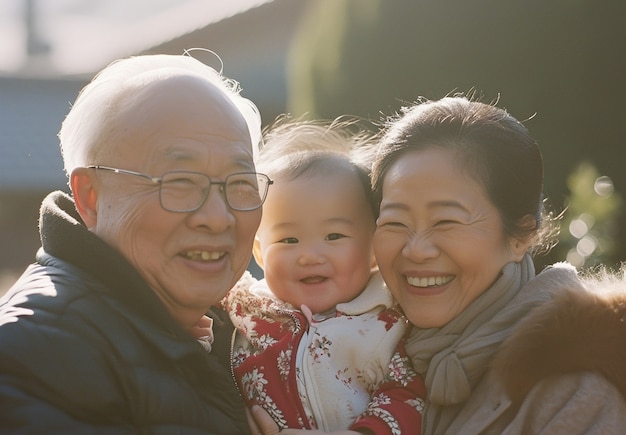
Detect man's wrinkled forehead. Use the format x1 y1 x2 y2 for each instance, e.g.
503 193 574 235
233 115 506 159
114 73 249 137
121 71 244 123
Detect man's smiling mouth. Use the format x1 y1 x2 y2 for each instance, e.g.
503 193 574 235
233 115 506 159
183 250 224 261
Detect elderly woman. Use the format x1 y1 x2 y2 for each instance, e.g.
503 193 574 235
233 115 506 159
370 96 626 434
251 97 626 435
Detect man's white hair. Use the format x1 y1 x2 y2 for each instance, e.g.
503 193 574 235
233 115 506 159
59 53 262 179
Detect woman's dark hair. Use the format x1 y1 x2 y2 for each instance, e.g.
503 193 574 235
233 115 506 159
371 96 557 253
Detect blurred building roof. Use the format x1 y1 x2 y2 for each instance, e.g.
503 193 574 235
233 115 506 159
0 76 87 192
0 0 276 76
0 0 307 194
142 0 308 123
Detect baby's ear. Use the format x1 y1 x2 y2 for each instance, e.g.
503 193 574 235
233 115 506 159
252 237 264 270
71 167 99 230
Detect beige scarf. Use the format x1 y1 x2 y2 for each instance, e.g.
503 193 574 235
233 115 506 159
404 256 578 434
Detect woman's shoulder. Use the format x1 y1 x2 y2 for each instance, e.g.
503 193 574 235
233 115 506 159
493 267 626 404
445 369 626 435
505 371 626 434
521 261 580 297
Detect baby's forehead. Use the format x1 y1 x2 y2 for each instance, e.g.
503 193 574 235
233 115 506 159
286 152 360 179
299 157 358 179
260 149 376 214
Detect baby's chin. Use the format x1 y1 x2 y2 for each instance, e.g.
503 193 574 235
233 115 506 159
299 302 340 318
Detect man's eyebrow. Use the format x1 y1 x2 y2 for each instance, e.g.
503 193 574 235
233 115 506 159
164 151 192 161
162 148 255 168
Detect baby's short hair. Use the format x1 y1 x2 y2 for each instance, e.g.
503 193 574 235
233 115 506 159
259 116 378 217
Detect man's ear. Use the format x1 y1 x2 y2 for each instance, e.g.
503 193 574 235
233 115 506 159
70 167 99 229
510 214 537 262
252 237 264 270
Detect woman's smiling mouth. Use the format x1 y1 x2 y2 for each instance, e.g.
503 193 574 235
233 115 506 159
406 275 454 288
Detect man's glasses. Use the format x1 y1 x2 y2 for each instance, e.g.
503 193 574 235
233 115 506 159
87 165 272 212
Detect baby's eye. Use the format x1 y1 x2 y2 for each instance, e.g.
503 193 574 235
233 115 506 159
326 233 345 241
279 237 299 244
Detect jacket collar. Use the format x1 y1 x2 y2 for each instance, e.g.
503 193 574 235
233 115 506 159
37 191 201 358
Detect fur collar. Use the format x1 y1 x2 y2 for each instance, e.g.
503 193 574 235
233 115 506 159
493 273 626 405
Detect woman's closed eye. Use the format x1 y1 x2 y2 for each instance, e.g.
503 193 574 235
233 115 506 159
434 217 469 228
435 219 460 226
376 218 409 229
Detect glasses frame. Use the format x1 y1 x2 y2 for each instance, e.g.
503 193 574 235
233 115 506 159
87 165 272 212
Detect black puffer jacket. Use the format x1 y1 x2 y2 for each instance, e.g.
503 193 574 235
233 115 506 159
0 191 250 434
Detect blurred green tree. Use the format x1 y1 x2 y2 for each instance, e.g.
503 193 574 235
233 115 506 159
550 162 623 269
287 0 626 266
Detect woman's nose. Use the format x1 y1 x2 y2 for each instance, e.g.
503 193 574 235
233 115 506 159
402 231 439 262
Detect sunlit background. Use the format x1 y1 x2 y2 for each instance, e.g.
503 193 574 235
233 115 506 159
1 0 624 294
0 0 271 75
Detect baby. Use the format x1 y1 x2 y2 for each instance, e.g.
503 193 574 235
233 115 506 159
223 118 425 434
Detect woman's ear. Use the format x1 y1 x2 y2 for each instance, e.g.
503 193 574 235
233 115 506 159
252 237 264 270
510 238 531 262
70 167 99 230
510 214 537 261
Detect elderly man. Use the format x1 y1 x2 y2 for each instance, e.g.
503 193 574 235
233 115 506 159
0 53 271 433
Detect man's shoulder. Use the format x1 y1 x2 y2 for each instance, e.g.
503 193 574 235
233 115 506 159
1 261 104 315
0 261 122 356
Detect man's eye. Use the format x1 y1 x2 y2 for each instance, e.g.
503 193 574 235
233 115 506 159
166 176 196 186
227 174 259 192
228 179 256 191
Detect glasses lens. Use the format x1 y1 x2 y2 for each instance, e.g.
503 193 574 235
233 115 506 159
160 172 208 212
225 173 267 211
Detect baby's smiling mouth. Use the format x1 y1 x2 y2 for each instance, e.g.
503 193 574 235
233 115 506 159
183 250 224 262
300 275 327 284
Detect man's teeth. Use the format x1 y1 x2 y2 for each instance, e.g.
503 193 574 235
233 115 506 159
184 250 224 261
406 275 454 287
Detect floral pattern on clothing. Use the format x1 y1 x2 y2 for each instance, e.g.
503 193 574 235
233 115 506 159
309 334 333 362
351 339 426 435
240 367 288 428
222 272 425 433
378 309 405 331
388 347 418 388
277 349 292 380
